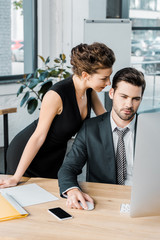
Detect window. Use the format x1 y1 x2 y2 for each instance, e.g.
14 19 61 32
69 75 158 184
0 0 37 81
130 0 160 11
129 0 160 112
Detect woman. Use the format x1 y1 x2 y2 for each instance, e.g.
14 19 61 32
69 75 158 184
0 42 115 188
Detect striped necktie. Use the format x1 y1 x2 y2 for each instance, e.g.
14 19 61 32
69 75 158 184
115 127 129 185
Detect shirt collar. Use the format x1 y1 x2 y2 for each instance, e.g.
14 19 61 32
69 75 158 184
110 110 136 133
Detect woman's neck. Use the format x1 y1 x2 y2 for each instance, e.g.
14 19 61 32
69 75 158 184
72 75 88 99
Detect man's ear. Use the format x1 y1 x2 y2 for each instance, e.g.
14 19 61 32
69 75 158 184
109 88 114 100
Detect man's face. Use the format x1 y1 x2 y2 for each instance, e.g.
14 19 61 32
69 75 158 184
109 81 142 126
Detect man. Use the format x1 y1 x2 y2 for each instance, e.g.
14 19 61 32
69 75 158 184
58 67 146 210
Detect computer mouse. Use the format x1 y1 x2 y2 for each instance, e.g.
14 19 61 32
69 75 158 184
79 201 94 211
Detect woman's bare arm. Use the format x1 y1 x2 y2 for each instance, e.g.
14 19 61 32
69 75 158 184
0 90 62 188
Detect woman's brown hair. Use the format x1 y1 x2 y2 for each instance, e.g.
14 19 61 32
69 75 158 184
70 42 115 76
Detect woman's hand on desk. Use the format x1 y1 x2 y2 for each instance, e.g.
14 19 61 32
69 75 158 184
0 176 18 188
66 188 94 210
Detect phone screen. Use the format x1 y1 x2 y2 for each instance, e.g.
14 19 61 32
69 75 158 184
48 207 72 220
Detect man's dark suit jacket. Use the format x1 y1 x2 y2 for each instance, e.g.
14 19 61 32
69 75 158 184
58 112 121 196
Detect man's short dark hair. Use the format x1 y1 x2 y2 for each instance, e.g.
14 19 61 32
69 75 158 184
112 67 146 96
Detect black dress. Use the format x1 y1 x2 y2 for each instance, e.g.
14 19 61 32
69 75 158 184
6 76 92 178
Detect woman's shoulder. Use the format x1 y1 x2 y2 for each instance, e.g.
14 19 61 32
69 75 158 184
49 75 73 100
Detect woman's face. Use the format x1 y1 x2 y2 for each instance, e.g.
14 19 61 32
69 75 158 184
87 68 113 92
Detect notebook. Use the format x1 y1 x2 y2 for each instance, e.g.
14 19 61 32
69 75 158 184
0 192 28 221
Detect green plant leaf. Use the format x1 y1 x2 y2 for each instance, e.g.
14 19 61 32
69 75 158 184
28 78 39 89
57 69 64 76
57 68 64 72
37 69 44 74
17 85 26 97
45 56 50 64
49 69 59 77
40 79 53 87
26 73 33 80
20 91 30 107
27 97 38 114
38 81 52 98
17 53 70 114
34 69 38 78
13 0 23 10
63 72 71 78
54 58 60 63
38 55 45 63
39 71 49 81
60 54 66 61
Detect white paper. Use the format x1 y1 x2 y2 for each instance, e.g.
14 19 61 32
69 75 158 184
0 183 58 207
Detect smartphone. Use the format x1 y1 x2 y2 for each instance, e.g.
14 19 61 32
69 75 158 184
48 207 73 220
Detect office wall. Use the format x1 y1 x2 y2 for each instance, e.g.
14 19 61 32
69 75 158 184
38 0 107 66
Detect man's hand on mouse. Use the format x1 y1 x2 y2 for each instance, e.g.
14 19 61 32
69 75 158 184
66 188 94 210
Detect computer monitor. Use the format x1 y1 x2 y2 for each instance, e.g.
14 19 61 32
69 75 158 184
130 112 160 217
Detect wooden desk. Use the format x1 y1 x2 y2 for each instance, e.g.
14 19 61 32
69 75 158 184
0 176 160 240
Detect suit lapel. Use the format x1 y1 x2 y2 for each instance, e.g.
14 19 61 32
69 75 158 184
99 112 115 161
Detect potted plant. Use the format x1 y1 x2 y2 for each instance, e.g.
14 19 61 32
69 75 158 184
17 54 71 114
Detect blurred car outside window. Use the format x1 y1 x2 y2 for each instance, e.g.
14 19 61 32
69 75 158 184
12 45 24 62
131 39 148 56
142 50 160 74
11 40 24 50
